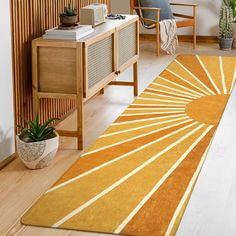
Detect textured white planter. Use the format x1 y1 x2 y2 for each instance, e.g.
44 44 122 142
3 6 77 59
16 132 59 169
233 22 236 48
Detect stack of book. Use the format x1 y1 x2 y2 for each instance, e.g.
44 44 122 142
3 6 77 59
43 25 94 40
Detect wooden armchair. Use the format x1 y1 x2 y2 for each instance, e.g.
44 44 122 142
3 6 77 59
130 0 197 56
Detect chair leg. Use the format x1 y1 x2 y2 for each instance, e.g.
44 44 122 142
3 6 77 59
193 6 197 49
155 11 160 56
156 26 160 56
100 88 104 95
193 24 197 49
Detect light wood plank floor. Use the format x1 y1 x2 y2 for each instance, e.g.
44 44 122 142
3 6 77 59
1 41 235 236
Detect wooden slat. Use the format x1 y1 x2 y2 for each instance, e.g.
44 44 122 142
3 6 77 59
109 81 135 86
10 0 110 128
173 13 194 19
176 19 194 28
57 130 79 137
140 34 218 43
170 3 198 7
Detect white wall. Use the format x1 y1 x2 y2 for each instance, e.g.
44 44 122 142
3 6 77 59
0 0 15 163
111 0 222 36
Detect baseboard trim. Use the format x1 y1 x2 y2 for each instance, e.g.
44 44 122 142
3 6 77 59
0 153 16 169
140 34 218 43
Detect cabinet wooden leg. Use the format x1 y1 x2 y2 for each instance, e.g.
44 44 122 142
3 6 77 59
193 25 197 49
193 6 197 49
77 95 84 150
156 31 160 56
133 62 138 96
33 93 39 119
100 88 105 95
32 45 39 120
76 44 84 150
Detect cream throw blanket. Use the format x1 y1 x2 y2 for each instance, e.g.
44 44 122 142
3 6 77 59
160 19 178 55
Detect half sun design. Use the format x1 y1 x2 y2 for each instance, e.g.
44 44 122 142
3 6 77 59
22 55 236 236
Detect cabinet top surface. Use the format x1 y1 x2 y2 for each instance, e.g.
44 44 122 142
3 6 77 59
34 15 138 45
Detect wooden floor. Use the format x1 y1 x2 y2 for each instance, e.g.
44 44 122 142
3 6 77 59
1 41 236 236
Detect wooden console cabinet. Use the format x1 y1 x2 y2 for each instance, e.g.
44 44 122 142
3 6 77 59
32 15 139 150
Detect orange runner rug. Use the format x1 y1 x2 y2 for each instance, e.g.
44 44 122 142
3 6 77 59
22 55 236 235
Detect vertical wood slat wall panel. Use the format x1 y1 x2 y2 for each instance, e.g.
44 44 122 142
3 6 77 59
11 0 110 127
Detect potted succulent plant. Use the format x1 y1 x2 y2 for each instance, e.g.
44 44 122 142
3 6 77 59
60 3 77 27
223 0 236 47
16 114 60 169
219 5 234 50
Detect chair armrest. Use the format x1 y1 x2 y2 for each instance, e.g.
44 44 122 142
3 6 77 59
170 3 197 7
133 6 161 11
173 13 194 19
133 6 160 26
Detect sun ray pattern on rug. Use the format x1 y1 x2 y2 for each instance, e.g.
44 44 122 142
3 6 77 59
22 55 236 236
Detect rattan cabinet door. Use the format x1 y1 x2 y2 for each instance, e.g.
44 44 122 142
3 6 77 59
85 33 115 98
117 21 138 69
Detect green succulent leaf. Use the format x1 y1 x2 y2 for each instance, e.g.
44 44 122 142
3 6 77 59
35 113 40 132
61 3 77 16
17 125 25 131
18 114 60 143
38 118 60 137
28 120 37 134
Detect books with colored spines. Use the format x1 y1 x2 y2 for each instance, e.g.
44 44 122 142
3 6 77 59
43 25 94 40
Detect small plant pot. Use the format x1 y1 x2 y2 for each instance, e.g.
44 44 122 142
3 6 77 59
233 22 236 48
219 37 233 50
60 15 77 27
16 132 59 169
